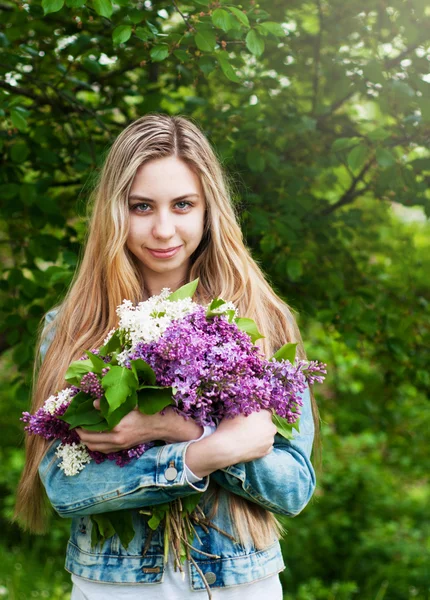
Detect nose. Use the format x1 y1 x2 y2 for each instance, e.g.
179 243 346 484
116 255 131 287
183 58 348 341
151 209 176 240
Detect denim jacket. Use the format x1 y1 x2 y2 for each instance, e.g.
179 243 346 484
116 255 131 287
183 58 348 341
38 309 316 591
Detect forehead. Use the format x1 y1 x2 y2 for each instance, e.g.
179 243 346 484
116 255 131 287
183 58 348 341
130 156 202 198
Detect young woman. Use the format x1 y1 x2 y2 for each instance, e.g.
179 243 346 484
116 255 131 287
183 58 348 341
15 113 320 598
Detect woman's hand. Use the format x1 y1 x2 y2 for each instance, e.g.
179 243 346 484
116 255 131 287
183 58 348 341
215 410 277 463
76 400 203 453
185 410 277 479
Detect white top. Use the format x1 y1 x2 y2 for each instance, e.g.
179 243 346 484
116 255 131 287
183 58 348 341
71 554 283 599
69 426 283 598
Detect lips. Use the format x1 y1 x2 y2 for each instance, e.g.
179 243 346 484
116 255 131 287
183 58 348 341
146 245 182 258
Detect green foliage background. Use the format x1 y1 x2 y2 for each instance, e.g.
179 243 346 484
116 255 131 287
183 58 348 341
1 0 429 598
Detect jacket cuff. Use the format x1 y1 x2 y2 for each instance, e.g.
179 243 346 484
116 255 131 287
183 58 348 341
155 440 210 492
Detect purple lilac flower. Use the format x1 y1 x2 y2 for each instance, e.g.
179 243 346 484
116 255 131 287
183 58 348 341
23 304 326 474
22 386 153 468
80 372 104 399
127 306 324 427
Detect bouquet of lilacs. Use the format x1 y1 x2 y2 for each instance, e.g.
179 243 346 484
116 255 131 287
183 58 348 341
22 279 325 595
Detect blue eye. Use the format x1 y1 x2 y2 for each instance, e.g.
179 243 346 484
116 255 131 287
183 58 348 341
131 203 150 212
176 201 192 210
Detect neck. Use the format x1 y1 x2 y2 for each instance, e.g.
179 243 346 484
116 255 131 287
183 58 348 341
142 270 189 300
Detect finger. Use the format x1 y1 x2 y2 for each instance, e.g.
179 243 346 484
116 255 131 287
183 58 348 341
75 428 114 444
93 399 101 410
85 443 119 454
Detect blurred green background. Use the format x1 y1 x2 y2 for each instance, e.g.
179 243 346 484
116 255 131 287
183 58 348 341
1 0 429 598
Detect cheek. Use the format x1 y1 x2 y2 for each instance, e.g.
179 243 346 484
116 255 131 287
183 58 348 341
127 217 149 247
189 209 205 238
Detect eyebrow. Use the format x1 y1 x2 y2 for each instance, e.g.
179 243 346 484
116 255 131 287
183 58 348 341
128 193 200 203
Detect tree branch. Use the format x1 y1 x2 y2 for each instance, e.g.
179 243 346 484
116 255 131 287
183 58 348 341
0 80 47 105
318 160 374 217
172 0 196 32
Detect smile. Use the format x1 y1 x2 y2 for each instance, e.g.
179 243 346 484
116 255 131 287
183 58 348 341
146 246 183 259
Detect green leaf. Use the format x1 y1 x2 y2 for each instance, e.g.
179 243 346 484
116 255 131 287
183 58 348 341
173 49 189 62
135 26 154 41
108 511 135 549
347 144 369 172
331 137 361 152
150 45 169 62
10 142 30 163
216 51 241 83
10 109 28 132
376 148 396 168
194 29 217 52
59 393 106 429
112 25 132 45
101 366 138 415
99 330 121 357
272 413 300 440
74 419 110 432
245 30 265 56
271 342 298 363
207 298 227 311
65 0 85 7
128 8 145 23
92 0 113 18
181 493 202 514
259 21 285 36
147 504 170 530
235 317 264 344
90 514 115 548
206 298 235 321
100 391 137 429
212 8 236 32
85 351 107 374
368 128 390 142
227 6 250 27
129 358 156 385
42 0 64 14
137 386 174 415
198 55 217 76
64 359 94 386
146 21 159 36
167 278 199 301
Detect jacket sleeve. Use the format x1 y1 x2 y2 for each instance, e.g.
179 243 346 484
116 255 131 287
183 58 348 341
37 311 209 519
210 385 316 517
39 438 210 519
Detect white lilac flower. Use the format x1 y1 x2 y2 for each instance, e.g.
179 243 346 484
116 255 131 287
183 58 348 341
43 387 75 415
115 288 201 352
55 442 92 476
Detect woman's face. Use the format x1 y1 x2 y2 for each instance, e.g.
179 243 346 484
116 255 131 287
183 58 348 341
126 156 205 291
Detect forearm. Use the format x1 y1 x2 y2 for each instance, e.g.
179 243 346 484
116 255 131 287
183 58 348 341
162 414 203 443
185 432 239 478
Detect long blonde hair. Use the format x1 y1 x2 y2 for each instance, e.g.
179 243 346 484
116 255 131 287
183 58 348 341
15 113 321 548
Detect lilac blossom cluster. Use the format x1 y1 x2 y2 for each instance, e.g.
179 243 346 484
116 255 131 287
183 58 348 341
125 305 325 427
22 296 326 476
21 382 152 473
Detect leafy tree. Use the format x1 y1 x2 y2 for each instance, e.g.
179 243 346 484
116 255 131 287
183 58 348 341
1 0 429 597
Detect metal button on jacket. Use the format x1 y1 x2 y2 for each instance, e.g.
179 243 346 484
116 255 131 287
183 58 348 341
164 466 178 481
205 572 216 585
